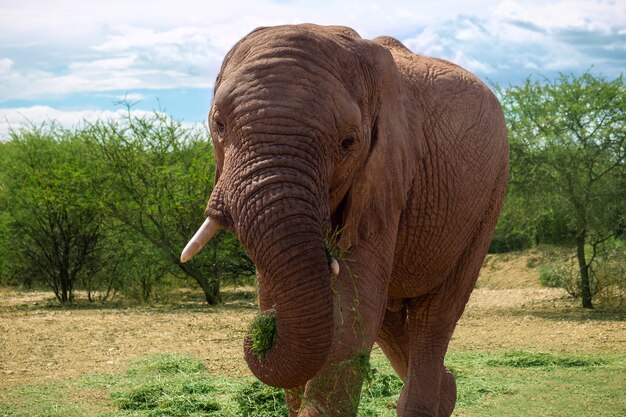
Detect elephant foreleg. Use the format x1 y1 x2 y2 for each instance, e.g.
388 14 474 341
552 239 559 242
395 293 457 417
297 229 397 416
298 350 372 416
377 302 457 417
286 386 305 417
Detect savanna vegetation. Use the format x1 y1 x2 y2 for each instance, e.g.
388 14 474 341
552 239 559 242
0 108 254 305
0 72 624 416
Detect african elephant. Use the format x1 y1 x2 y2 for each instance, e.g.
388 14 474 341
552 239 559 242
181 24 508 417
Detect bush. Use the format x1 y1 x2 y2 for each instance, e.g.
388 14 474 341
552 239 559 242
539 265 569 288
489 230 534 253
592 242 626 310
539 241 626 309
535 212 575 245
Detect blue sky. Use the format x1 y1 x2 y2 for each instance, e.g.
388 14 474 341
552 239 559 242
1 0 625 136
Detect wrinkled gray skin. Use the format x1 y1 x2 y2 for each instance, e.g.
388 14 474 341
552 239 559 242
194 24 508 417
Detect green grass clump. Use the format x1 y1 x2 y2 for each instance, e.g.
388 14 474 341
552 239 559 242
110 354 221 416
248 311 277 359
112 385 220 416
1 351 624 417
362 369 403 398
126 353 206 376
359 367 403 416
113 383 164 410
235 380 289 417
486 351 606 368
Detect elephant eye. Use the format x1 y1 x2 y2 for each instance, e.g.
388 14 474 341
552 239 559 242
212 111 226 136
340 135 356 152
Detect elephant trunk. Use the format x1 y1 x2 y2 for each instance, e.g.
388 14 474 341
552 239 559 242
244 211 333 388
208 160 334 389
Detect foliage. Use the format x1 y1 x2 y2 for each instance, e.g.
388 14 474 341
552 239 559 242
496 71 626 308
0 111 254 304
1 124 107 302
0 144 13 285
83 108 254 304
591 241 626 309
489 187 538 253
539 264 568 288
539 241 626 309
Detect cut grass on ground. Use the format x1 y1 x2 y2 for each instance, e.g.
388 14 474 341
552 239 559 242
1 351 624 417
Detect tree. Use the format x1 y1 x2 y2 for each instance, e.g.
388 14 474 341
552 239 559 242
85 109 253 304
499 72 626 308
3 125 107 302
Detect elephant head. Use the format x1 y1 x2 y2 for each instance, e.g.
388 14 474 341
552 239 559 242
181 24 420 389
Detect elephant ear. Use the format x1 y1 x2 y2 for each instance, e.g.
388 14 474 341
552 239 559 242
339 37 423 249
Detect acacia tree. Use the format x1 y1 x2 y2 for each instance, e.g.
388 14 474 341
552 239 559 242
85 110 253 304
499 72 626 308
3 126 106 302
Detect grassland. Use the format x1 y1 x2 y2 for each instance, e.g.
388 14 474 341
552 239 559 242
1 249 624 416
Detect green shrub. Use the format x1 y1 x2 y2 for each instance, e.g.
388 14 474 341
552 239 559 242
539 241 626 309
535 212 575 245
538 265 566 288
488 230 534 253
592 242 626 310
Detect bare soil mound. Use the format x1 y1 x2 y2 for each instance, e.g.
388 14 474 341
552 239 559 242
477 249 544 289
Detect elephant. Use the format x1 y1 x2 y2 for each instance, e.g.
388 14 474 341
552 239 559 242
181 24 508 417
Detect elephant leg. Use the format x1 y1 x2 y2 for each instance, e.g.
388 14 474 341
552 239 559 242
376 305 410 380
286 386 305 417
399 218 500 416
438 368 456 417
297 230 397 417
393 288 458 417
377 304 456 417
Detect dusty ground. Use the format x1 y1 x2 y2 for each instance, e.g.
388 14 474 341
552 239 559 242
0 250 624 390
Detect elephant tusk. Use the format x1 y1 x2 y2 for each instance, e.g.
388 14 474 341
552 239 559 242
330 258 340 276
180 217 221 263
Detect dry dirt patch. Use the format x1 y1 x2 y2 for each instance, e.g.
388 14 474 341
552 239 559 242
0 291 257 390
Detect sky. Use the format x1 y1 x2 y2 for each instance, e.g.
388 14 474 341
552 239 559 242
1 0 625 136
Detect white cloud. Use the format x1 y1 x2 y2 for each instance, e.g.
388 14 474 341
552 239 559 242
0 106 156 138
455 19 489 42
403 28 445 56
0 0 624 107
118 93 145 102
452 50 495 74
0 58 13 74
